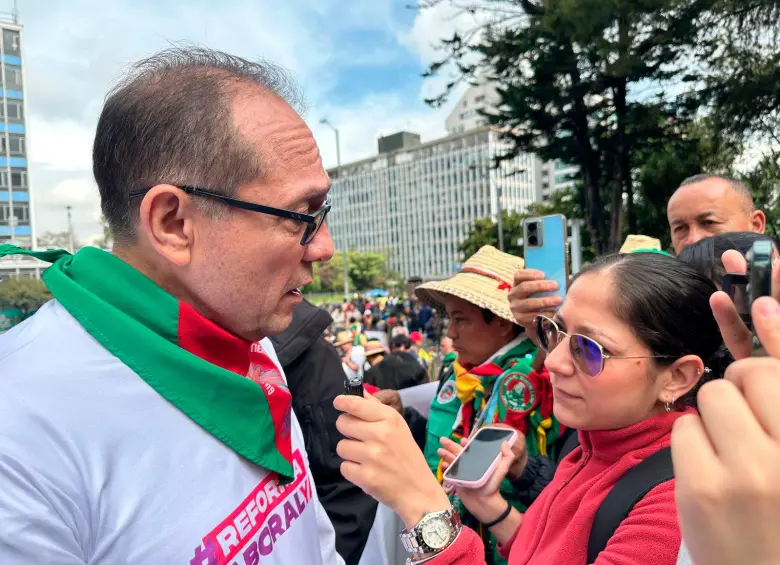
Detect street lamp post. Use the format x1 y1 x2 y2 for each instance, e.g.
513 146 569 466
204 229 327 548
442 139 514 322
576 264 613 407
320 118 350 301
470 165 505 252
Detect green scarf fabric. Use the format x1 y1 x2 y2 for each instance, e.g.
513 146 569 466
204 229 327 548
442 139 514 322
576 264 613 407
0 244 294 481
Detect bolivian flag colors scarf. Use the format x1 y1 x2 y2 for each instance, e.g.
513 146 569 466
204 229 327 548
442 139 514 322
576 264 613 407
0 245 295 482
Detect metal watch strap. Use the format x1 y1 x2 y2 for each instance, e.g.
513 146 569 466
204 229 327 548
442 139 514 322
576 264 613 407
399 509 461 562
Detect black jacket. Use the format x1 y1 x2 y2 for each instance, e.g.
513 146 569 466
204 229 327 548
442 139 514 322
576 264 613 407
271 301 377 565
364 351 427 391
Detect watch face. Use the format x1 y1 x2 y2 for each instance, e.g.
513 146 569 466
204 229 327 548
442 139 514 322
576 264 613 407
420 516 452 550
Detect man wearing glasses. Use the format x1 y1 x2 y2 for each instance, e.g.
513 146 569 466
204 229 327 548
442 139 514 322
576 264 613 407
0 48 342 564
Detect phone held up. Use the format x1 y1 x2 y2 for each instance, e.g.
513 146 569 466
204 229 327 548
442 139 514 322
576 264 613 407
523 214 569 304
442 426 518 489
722 239 774 355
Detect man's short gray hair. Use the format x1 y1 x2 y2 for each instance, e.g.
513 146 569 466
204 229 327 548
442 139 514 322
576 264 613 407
93 45 304 243
677 174 755 214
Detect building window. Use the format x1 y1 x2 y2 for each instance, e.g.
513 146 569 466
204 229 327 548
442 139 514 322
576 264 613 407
3 30 19 55
474 95 486 103
8 134 24 155
13 202 28 222
11 169 27 189
4 65 22 88
3 100 23 122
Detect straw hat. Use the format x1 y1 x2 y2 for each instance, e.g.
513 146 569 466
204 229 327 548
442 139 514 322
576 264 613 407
620 234 662 254
364 340 386 358
333 331 352 347
415 245 523 324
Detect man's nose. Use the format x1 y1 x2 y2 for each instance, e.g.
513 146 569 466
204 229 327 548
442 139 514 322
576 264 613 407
304 222 335 263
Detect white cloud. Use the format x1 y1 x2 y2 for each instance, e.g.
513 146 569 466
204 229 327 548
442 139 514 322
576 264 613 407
19 0 467 240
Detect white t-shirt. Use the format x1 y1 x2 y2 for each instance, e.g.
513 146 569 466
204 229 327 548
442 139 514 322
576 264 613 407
0 301 343 565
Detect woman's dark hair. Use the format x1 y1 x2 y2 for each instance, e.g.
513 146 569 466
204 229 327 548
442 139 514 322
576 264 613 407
677 232 776 285
575 252 732 409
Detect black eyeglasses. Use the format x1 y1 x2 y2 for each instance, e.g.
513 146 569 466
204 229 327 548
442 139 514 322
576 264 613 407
534 315 674 377
129 186 331 246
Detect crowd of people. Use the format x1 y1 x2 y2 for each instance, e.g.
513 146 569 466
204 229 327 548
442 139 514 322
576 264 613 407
0 45 778 565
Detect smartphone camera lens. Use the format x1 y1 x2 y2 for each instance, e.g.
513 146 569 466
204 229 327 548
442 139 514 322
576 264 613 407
528 235 538 246
528 223 538 233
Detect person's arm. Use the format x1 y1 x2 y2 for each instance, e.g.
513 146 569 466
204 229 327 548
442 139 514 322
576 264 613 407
0 454 87 564
508 454 557 508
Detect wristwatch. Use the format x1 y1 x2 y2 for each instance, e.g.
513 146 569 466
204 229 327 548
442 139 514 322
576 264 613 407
399 508 461 564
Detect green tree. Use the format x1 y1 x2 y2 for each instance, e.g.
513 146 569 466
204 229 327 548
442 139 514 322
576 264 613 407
459 210 525 260
421 0 776 253
741 152 780 238
459 188 585 260
0 277 52 324
348 252 388 290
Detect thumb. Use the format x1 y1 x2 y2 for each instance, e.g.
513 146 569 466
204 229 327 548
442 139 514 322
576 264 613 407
752 297 780 358
722 249 748 274
493 442 515 479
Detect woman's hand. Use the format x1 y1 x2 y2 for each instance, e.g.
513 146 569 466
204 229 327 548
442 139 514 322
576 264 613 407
334 393 451 528
673 296 780 565
509 269 562 343
711 249 780 360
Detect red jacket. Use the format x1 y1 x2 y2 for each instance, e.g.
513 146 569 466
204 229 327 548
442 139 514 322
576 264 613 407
428 408 692 565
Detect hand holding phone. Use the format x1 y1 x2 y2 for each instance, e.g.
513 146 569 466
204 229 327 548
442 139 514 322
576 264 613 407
442 426 518 488
522 214 569 304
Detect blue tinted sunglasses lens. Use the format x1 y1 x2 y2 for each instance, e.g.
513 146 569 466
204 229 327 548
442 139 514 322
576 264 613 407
572 334 603 376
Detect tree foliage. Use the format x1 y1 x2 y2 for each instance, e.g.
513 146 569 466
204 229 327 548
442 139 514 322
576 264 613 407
0 277 52 324
305 251 401 294
420 0 780 252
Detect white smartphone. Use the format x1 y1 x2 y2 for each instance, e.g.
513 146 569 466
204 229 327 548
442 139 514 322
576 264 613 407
442 426 518 488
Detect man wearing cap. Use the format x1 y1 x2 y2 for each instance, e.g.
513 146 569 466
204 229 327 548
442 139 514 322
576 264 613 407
415 245 562 564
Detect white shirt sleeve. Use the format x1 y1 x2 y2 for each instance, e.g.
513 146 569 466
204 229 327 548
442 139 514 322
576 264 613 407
0 453 88 564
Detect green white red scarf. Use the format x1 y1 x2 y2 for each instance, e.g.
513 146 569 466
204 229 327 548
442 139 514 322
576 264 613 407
0 244 295 482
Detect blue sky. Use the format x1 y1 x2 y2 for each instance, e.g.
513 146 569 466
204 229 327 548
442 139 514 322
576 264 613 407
10 0 473 240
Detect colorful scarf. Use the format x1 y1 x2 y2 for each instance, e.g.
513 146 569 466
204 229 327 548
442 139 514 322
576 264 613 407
0 245 295 482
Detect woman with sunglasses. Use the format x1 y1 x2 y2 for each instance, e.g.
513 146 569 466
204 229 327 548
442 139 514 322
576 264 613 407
334 252 726 565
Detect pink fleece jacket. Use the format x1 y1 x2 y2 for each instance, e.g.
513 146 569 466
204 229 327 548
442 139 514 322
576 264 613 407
427 408 692 565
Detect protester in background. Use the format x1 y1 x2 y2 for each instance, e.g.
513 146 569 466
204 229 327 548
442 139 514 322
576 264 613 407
666 174 766 254
335 330 366 382
364 335 428 391
412 245 560 564
336 252 727 565
410 330 432 371
0 47 342 564
271 301 377 565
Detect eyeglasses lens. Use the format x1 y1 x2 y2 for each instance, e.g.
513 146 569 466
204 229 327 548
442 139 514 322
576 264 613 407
572 335 604 376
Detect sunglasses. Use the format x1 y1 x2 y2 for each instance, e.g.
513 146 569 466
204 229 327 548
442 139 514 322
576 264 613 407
534 315 673 377
129 186 331 246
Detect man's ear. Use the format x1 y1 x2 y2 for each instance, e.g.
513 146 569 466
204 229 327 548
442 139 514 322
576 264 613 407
752 209 767 234
137 184 197 267
659 354 703 406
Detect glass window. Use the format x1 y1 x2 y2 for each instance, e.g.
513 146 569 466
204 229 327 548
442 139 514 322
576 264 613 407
11 170 27 189
8 134 24 155
6 100 23 121
13 202 28 222
3 30 19 55
4 65 22 88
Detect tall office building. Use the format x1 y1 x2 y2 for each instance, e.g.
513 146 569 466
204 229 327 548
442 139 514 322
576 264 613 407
0 15 32 247
327 127 539 281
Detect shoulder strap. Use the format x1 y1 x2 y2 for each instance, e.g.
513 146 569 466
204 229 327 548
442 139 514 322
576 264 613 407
557 428 580 461
587 447 674 564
